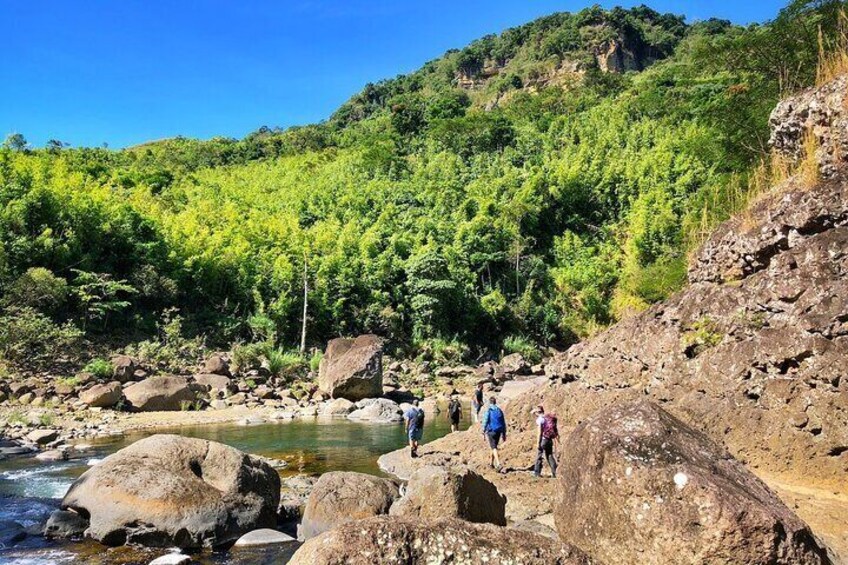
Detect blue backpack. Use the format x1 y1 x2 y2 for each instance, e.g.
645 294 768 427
486 405 506 433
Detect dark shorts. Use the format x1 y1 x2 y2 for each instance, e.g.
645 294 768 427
450 413 461 425
486 430 505 449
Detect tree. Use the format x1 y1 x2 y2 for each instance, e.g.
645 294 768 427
3 133 28 151
45 139 68 152
71 270 136 330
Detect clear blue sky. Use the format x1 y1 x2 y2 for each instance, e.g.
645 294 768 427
2 0 787 148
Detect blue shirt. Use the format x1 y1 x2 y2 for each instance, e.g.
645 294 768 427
405 407 423 431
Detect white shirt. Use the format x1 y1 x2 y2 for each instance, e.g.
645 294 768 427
536 415 545 427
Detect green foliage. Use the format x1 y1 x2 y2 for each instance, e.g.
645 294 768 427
266 349 305 378
681 316 723 356
39 412 54 426
309 350 323 372
0 1 838 365
0 307 82 370
125 309 204 371
6 410 26 426
83 358 112 380
503 335 542 364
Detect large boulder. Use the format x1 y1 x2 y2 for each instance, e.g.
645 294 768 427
317 335 382 401
555 401 830 565
110 355 138 383
79 382 122 408
290 516 591 565
298 471 398 540
202 353 231 377
321 397 354 416
193 374 233 394
389 465 506 526
60 434 280 548
346 398 402 423
124 376 195 411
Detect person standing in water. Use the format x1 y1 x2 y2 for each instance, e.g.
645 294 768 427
405 399 425 458
481 396 507 471
471 383 484 423
533 405 559 478
448 395 462 432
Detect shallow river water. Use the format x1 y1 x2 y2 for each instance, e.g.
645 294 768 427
0 411 468 564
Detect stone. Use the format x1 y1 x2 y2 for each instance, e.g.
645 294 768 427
193 374 232 393
298 471 399 540
289 517 591 565
498 376 548 405
61 434 280 548
124 376 195 411
26 429 58 445
555 401 829 565
110 355 138 383
44 509 88 538
317 334 382 401
321 397 354 416
9 382 30 396
79 382 123 408
389 465 506 526
17 392 34 405
500 352 530 375
36 449 68 461
203 353 230 377
149 554 192 565
346 398 402 423
233 528 296 546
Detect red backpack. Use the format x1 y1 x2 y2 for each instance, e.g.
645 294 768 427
541 414 559 440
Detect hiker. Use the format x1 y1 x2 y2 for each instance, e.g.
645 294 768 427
533 405 559 478
471 383 484 423
405 399 425 458
448 395 462 432
481 396 507 471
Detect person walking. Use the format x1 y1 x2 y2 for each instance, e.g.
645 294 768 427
533 405 559 478
448 395 462 432
481 396 507 472
471 383 484 423
404 399 425 458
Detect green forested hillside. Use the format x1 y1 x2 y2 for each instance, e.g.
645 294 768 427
0 1 843 369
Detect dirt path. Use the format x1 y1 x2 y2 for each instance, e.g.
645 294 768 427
759 472 848 564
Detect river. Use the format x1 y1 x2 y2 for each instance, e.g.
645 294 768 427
0 411 468 564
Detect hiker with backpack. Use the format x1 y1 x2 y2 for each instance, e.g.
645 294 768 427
405 399 426 458
481 396 507 472
471 383 484 423
448 395 462 432
533 405 559 478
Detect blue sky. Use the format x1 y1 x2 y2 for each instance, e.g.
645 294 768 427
2 0 787 148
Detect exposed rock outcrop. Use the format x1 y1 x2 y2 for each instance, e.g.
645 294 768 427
289 516 592 565
555 401 829 565
60 434 280 548
317 335 383 401
79 382 122 408
389 464 506 526
346 398 402 423
298 471 399 540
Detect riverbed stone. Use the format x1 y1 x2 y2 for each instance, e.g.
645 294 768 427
317 334 382 401
26 429 58 445
233 528 296 546
148 554 192 565
346 398 402 423
203 353 230 377
298 471 399 540
555 400 829 565
79 382 123 408
321 397 354 416
61 434 280 548
124 376 195 411
289 517 591 565
0 520 27 547
44 509 88 539
389 464 506 526
110 355 138 383
193 374 232 394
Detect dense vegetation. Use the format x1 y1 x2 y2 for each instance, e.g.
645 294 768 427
0 0 844 371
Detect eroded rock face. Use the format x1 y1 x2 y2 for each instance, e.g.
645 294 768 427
389 465 506 526
289 516 592 565
60 434 280 548
555 401 829 565
346 398 402 423
298 471 398 541
124 376 195 411
317 335 382 401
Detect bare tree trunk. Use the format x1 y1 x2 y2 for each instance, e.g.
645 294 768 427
300 255 308 354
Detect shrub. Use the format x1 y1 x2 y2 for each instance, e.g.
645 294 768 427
39 412 54 426
681 316 723 357
231 342 270 373
503 335 542 364
83 358 112 380
266 349 305 378
0 307 82 370
3 268 69 315
309 350 323 373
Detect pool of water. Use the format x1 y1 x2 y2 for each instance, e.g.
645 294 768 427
0 409 469 564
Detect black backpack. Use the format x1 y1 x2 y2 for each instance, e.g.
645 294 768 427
415 408 425 428
449 400 461 417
